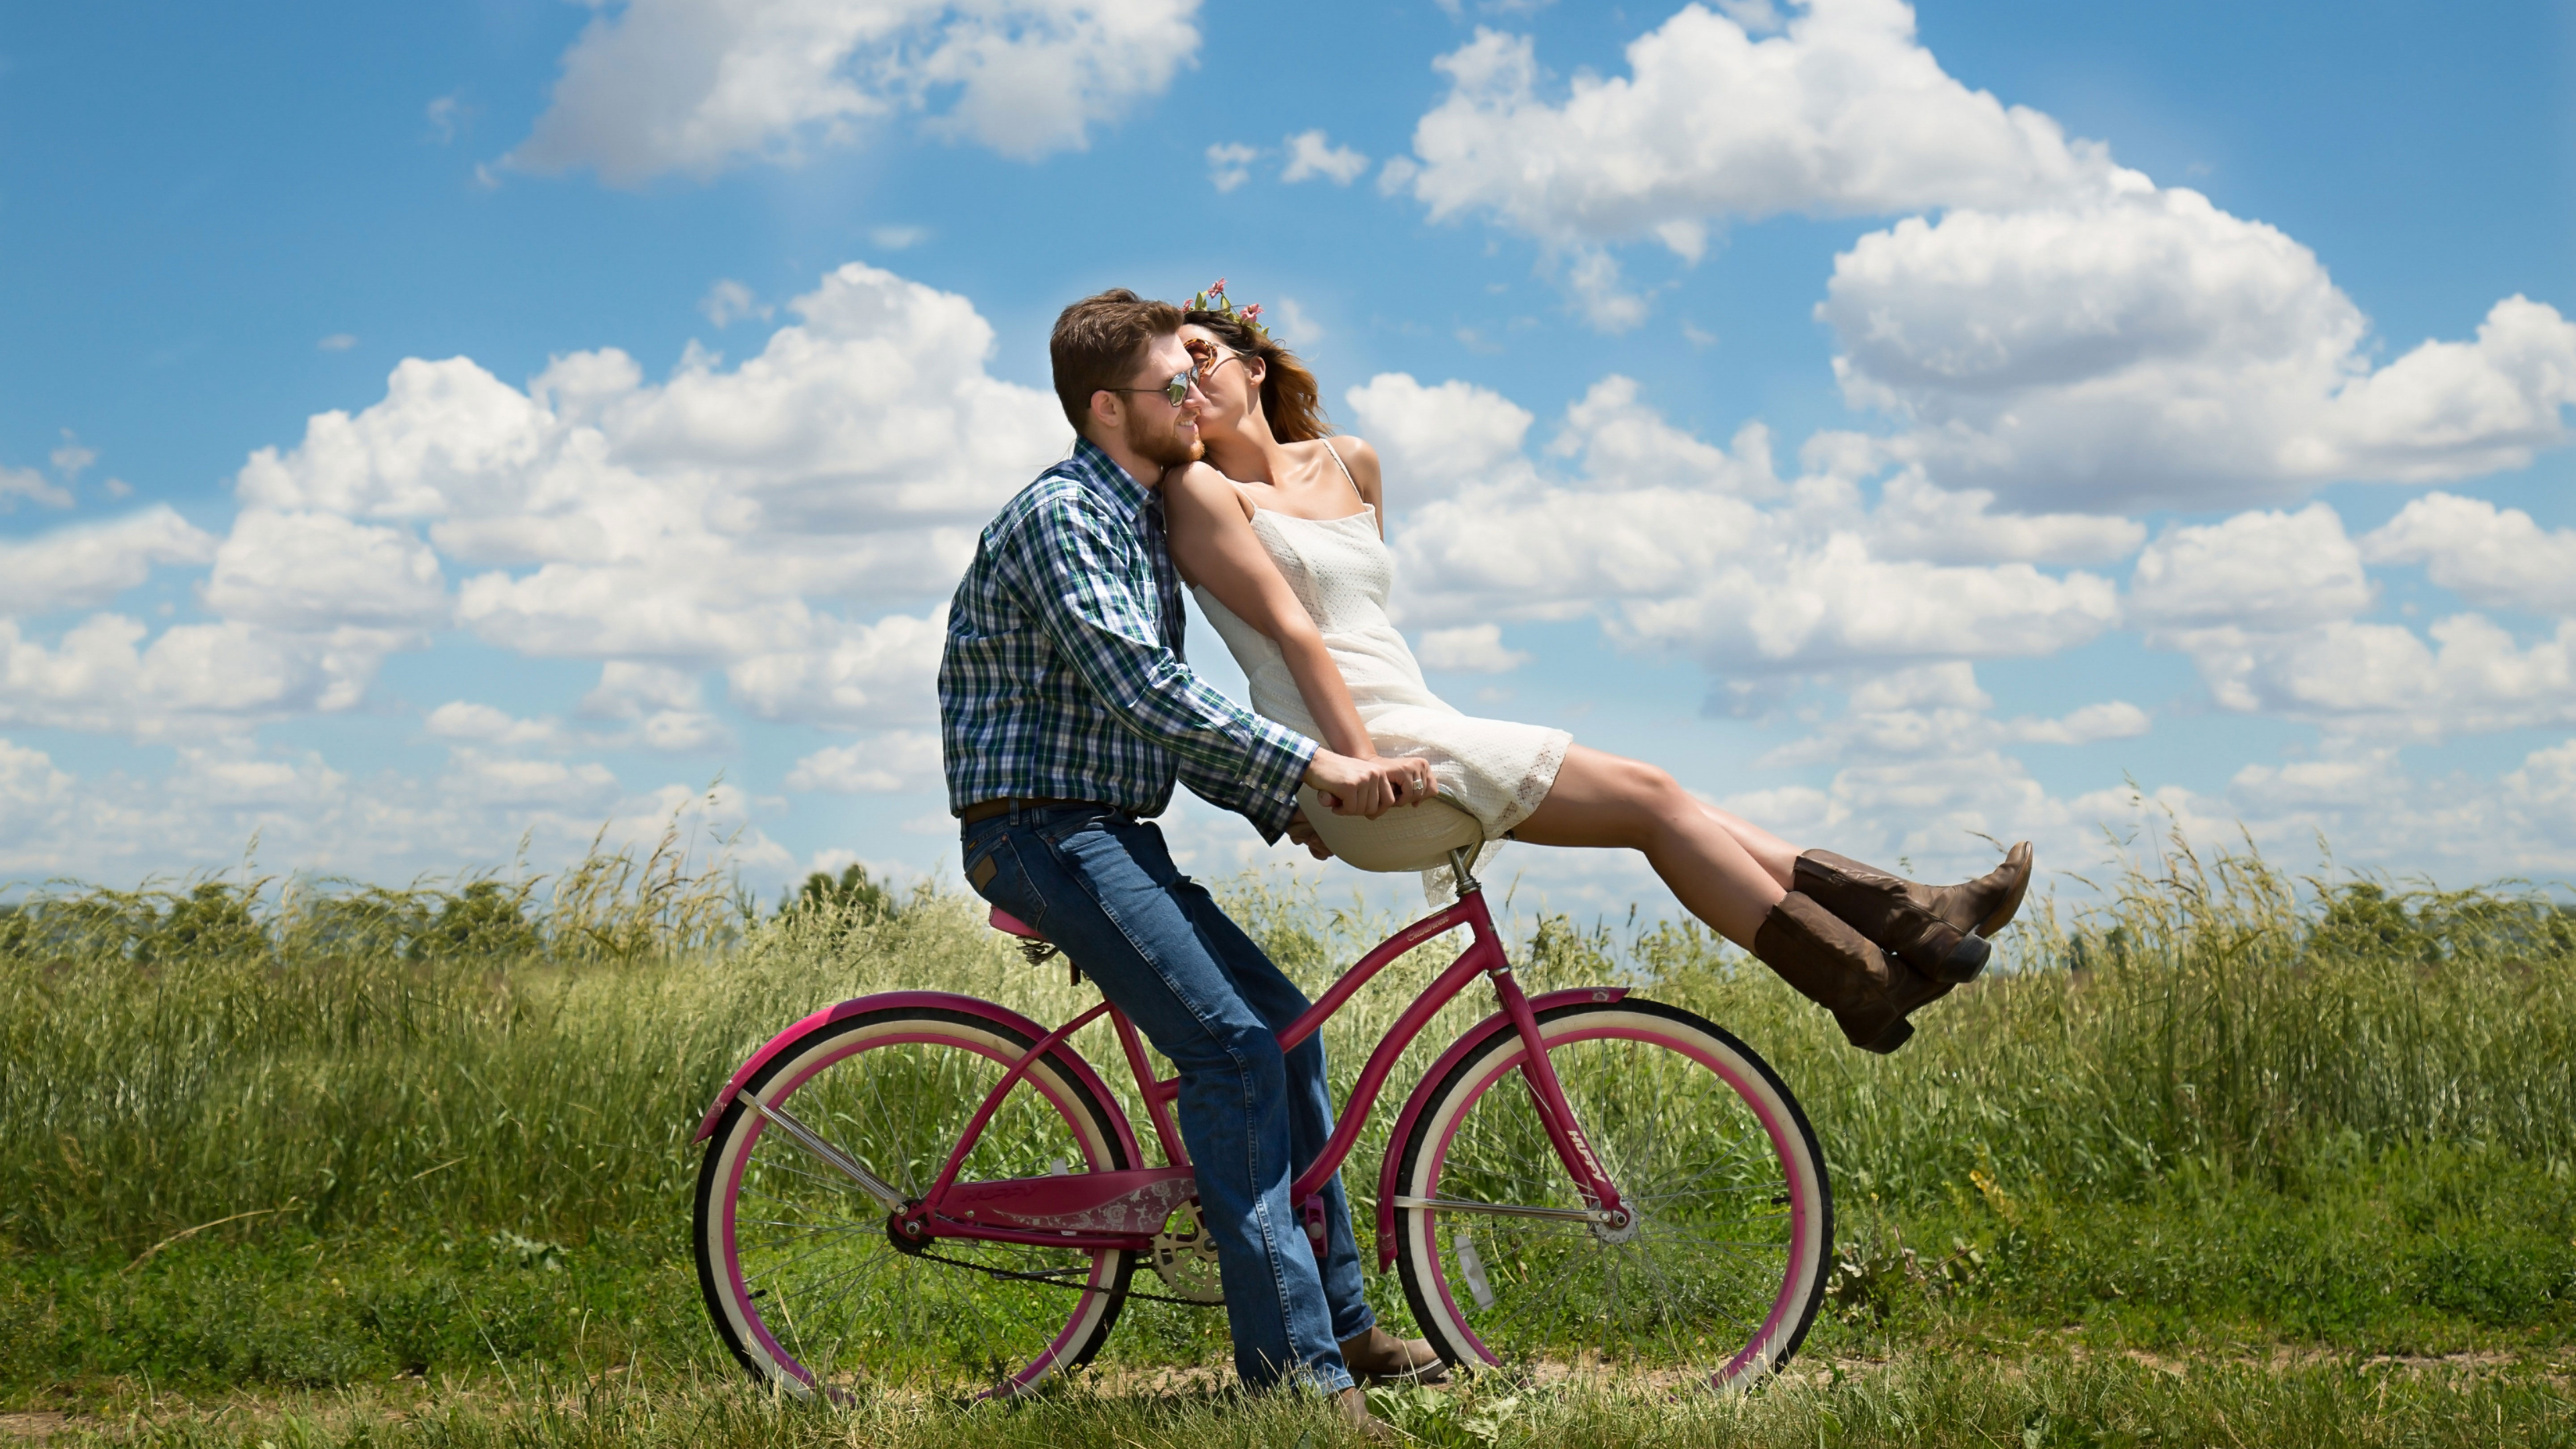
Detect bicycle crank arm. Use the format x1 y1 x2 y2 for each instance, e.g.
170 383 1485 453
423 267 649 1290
1389 1194 1623 1226
743 1093 909 1213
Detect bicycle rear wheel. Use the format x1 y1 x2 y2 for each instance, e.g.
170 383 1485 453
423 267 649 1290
1390 998 1830 1390
694 1004 1136 1397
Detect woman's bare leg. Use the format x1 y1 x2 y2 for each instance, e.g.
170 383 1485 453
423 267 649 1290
1510 745 1784 945
1693 802 1800 890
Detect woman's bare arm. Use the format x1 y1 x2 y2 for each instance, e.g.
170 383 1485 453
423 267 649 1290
1162 462 1378 761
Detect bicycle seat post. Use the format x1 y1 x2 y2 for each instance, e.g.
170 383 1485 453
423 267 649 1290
1446 845 1482 897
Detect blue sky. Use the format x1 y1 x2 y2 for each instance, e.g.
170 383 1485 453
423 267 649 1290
3 0 2572 912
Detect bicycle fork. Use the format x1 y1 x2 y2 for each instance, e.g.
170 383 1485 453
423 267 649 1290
1486 962 1629 1229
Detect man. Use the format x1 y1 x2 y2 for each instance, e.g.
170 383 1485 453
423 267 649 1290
938 288 1443 1426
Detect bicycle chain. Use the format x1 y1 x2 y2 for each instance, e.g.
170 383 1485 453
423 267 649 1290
908 1246 1225 1309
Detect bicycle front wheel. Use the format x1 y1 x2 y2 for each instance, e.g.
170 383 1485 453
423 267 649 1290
1390 998 1830 1391
694 1004 1136 1398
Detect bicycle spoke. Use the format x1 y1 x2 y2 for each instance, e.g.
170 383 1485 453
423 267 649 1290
1630 1241 1697 1368
733 1214 875 1234
743 1227 885 1287
701 1011 1132 1397
1401 1008 1824 1385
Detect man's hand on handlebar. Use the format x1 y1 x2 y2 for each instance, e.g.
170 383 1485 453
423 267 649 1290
1285 810 1334 861
1303 750 1438 819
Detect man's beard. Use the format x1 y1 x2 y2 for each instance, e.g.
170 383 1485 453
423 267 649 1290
1123 405 1204 469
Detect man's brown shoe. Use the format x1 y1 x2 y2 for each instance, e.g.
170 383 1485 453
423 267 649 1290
1340 1325 1448 1385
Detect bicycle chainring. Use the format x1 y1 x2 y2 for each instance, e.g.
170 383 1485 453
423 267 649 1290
1148 1201 1226 1304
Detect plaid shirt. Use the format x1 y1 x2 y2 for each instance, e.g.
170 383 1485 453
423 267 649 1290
939 438 1316 840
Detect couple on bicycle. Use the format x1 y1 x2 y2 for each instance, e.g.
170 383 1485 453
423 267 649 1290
937 284 2032 1424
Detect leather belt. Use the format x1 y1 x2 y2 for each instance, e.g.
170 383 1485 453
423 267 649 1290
959 796 1110 826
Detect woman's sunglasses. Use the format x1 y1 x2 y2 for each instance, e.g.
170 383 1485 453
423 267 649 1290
1184 338 1250 377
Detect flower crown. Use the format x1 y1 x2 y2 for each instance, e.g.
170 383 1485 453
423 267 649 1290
1183 277 1269 343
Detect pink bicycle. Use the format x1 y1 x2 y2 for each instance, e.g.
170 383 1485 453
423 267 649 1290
692 845 1832 1397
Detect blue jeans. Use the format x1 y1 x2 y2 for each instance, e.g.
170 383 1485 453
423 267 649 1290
961 804 1371 1392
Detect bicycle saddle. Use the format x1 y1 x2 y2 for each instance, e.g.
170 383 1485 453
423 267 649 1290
988 906 1045 941
1294 786 1487 873
988 906 1067 973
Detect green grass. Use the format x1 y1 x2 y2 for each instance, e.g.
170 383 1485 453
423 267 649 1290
12 1354 2575 1448
3 821 2573 1443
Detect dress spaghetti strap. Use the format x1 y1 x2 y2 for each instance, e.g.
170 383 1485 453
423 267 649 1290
1319 439 1364 505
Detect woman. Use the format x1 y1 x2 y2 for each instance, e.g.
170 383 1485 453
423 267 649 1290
1160 285 2032 1054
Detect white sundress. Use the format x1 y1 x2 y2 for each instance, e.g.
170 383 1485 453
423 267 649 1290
1191 447 1571 881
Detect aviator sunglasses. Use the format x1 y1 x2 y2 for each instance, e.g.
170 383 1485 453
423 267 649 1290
1182 337 1246 373
1097 362 1201 408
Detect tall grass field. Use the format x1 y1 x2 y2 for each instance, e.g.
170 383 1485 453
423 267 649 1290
3 820 2571 1446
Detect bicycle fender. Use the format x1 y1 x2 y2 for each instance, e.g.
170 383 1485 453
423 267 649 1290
692 990 1139 1169
1373 987 1629 1273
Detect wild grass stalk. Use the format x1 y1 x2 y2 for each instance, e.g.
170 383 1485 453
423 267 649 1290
40 1353 2576 1449
1 817 2567 1267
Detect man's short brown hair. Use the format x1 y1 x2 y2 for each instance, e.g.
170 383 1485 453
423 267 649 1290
1051 288 1184 433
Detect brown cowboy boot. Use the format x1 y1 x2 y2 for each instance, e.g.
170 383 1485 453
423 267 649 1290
1963 841 2037 935
1752 893 1913 1053
1792 843 2035 984
1340 1325 1448 1385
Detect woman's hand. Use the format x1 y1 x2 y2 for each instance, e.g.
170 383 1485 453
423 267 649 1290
1305 751 1436 818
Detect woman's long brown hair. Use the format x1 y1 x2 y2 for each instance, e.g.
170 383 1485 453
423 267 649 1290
1183 310 1334 443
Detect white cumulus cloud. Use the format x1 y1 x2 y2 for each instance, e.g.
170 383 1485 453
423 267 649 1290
2127 502 2576 740
3 262 1053 747
1864 470 2143 566
426 701 560 747
786 729 944 792
1344 373 1536 498
1385 1 2576 504
508 0 1201 183
202 510 448 631
1824 199 2576 511
727 608 947 727
236 265 1057 724
1281 129 1368 185
0 615 409 739
1547 376 1780 498
2129 504 2370 633
1417 623 1531 674
2359 492 2576 617
1399 3 2103 244
1 466 74 511
0 507 219 616
0 735 70 794
2004 700 2151 746
1206 141 1257 192
1353 368 2123 674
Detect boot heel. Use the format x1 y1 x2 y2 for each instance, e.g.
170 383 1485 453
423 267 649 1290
1937 932 1990 983
1862 1018 1915 1055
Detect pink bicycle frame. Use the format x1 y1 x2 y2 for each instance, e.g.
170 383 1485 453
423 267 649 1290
878 881 1629 1254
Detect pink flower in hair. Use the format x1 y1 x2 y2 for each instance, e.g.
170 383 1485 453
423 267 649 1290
1240 303 1263 322
1208 278 1227 297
